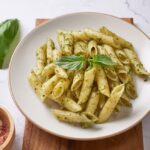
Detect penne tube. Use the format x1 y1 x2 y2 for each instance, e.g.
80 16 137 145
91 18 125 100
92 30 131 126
52 80 65 99
107 78 131 106
103 44 121 65
53 109 92 124
74 41 88 56
98 45 119 82
46 38 55 64
99 93 106 109
115 49 130 65
96 66 110 97
115 49 131 72
78 67 96 105
57 30 89 42
104 68 119 82
41 63 55 81
52 79 70 99
71 30 89 42
28 70 42 98
62 97 82 112
103 44 129 83
57 31 73 55
98 84 125 123
87 40 98 57
52 50 62 62
125 75 137 99
85 87 99 114
124 48 150 77
116 67 129 83
82 112 98 122
84 28 120 48
36 44 47 75
41 75 59 100
99 26 133 49
71 71 84 91
55 66 68 79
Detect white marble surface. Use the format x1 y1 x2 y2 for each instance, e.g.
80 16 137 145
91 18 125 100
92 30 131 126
0 0 150 149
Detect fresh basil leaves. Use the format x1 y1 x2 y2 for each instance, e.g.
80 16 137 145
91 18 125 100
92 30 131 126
56 54 116 70
0 19 20 68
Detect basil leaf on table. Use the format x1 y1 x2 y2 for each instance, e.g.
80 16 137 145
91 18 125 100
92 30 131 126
0 19 20 68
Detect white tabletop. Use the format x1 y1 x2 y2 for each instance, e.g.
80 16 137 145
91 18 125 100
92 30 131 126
0 0 150 149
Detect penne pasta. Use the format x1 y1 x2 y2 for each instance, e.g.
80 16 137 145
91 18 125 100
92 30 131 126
53 109 92 124
98 84 125 123
99 93 106 109
124 48 150 77
74 41 88 56
55 65 68 79
85 87 99 114
52 50 62 62
41 75 59 100
87 40 98 57
82 112 98 122
71 71 84 91
62 97 82 112
99 26 133 49
125 75 137 99
78 67 96 105
52 79 65 98
41 63 55 81
98 45 119 82
107 78 131 108
52 79 70 98
103 44 129 83
28 26 149 128
84 28 120 48
96 66 110 97
116 67 129 83
46 38 55 64
57 31 74 55
36 44 47 75
28 70 42 98
115 49 130 65
115 49 131 72
71 30 89 42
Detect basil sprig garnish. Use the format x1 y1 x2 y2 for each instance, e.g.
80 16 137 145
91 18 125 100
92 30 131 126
56 54 116 70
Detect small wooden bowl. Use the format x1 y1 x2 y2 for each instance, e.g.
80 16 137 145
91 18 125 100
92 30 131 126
0 106 15 150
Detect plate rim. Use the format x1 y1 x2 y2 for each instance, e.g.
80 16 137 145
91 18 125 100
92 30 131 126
8 11 150 140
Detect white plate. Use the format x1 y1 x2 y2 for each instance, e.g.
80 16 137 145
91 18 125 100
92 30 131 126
9 12 150 140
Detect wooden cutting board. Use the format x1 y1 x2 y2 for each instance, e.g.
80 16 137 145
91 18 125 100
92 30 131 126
22 18 144 150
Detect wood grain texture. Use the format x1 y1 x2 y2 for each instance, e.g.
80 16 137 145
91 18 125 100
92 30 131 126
23 18 143 150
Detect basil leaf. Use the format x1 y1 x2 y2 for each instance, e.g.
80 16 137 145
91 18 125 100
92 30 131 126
0 19 20 68
90 54 116 66
56 55 86 70
56 54 116 70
